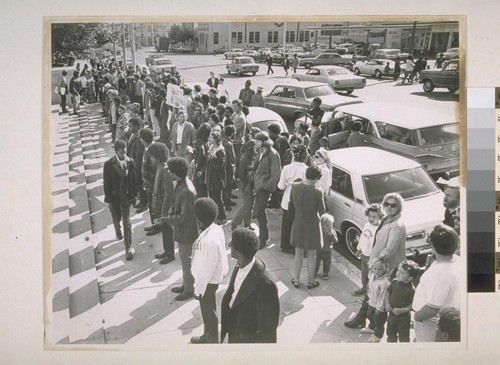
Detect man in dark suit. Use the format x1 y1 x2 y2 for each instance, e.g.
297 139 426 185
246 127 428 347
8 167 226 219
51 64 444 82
206 71 219 89
221 228 280 343
103 140 137 261
126 117 148 214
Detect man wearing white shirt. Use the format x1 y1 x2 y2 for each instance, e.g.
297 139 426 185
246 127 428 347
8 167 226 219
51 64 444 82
220 228 280 343
190 198 229 344
412 224 461 342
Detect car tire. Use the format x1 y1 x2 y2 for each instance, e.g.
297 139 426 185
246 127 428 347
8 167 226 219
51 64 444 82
423 80 435 93
252 72 256 76
345 88 354 95
448 87 458 93
375 69 382 79
354 68 361 75
304 62 312 69
344 225 361 259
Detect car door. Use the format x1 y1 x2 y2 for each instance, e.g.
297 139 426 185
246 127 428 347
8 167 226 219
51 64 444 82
302 68 320 82
439 61 459 89
327 166 356 232
264 86 286 115
361 60 375 74
278 86 301 118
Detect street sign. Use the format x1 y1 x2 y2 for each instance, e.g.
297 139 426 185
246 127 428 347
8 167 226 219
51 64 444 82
166 84 182 108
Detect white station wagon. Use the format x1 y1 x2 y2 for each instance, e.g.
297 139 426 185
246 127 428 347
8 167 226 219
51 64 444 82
325 147 445 258
226 57 259 76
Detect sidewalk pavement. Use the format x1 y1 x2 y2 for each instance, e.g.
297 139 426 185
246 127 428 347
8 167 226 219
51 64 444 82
50 102 394 347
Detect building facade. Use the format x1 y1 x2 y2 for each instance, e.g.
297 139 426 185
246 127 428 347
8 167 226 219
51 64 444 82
194 21 459 55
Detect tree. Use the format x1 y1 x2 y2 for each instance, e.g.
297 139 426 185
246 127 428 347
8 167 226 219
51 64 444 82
168 24 195 44
52 23 120 56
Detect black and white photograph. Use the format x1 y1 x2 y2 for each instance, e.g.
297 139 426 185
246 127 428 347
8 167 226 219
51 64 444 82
45 18 465 348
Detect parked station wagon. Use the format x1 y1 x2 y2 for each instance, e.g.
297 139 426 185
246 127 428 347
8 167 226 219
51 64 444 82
227 57 259 76
325 102 460 180
326 147 445 258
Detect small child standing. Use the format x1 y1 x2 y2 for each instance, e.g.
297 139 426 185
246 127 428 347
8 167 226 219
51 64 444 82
362 259 390 343
315 213 338 280
353 204 383 296
385 259 420 342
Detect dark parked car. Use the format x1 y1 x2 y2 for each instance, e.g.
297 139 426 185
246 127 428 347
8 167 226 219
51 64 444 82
299 53 350 69
419 59 459 93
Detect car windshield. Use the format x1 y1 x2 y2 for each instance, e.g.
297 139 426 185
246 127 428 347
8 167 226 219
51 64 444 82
239 58 252 64
156 59 172 65
326 68 350 76
304 85 335 98
363 167 439 204
418 124 459 146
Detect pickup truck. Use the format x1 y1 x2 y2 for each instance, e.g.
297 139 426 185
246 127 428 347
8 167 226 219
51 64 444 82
419 59 459 93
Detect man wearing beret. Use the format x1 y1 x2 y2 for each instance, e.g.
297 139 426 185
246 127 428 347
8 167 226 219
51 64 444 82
190 198 229 344
221 228 280 343
164 157 199 301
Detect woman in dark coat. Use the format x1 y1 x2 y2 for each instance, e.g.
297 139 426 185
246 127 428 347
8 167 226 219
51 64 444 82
205 131 227 224
290 165 325 289
193 123 211 197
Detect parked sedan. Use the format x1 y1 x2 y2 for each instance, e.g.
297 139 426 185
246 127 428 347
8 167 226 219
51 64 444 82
442 47 459 60
224 48 244 60
242 49 260 60
149 58 175 73
226 57 259 76
419 59 459 93
298 53 349 69
263 81 362 120
291 65 366 94
146 53 167 66
326 147 444 258
353 59 406 78
247 107 288 133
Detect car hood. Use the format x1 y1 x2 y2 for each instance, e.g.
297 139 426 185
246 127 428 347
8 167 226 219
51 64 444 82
399 191 445 235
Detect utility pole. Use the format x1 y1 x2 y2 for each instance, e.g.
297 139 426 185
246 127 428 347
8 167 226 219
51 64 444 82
283 22 287 50
409 21 417 55
122 23 127 66
112 23 117 60
130 23 137 69
296 22 300 46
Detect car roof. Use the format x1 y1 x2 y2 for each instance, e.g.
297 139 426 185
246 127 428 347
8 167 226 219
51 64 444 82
337 102 456 128
374 48 400 52
234 56 253 60
311 65 346 70
360 59 394 63
327 147 421 175
274 81 329 88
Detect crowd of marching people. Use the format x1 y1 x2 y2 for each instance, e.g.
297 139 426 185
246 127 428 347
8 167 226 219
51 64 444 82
56 55 461 344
